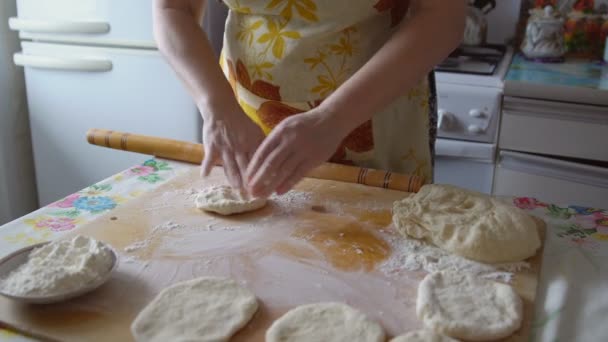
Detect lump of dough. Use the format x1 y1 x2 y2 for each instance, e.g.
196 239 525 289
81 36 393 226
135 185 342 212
195 185 267 215
392 184 540 263
390 330 459 342
416 271 523 341
266 302 385 342
131 277 258 342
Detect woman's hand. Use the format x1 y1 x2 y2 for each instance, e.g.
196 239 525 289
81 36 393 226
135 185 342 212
246 109 346 198
200 100 265 192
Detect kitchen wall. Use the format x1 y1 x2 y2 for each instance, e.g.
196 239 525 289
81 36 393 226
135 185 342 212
0 0 38 224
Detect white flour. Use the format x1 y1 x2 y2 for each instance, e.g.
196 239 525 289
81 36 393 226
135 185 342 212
124 221 186 253
0 235 114 296
270 190 313 214
380 234 529 283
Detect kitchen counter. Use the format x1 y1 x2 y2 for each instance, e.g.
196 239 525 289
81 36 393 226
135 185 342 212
504 54 608 106
0 159 607 341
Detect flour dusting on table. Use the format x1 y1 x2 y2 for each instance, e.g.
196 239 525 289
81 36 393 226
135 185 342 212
379 234 529 283
124 221 186 254
271 190 313 214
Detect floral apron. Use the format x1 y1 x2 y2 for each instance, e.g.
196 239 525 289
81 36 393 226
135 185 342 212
219 0 437 183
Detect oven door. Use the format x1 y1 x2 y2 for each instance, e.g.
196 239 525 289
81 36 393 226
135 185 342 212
434 139 496 194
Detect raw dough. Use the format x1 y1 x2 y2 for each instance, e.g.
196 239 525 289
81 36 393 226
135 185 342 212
266 302 385 342
392 184 540 263
390 330 459 342
195 185 267 215
416 271 523 341
131 277 258 342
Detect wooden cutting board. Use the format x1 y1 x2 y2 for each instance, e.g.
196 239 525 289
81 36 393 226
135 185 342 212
0 167 545 341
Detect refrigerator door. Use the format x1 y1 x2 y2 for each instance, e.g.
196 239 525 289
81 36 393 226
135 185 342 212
11 0 155 48
18 41 199 205
493 151 608 208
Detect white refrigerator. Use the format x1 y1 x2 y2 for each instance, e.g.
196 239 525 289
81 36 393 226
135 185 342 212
9 0 202 206
0 0 38 225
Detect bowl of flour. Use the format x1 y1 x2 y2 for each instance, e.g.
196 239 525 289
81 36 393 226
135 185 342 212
0 235 117 304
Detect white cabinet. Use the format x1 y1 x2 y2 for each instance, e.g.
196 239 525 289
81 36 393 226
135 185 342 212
494 152 608 208
495 96 608 207
500 97 608 162
20 42 200 205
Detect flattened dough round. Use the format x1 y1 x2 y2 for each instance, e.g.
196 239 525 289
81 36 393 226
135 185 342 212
131 277 258 342
266 302 385 342
195 185 267 215
416 271 523 341
392 184 540 263
390 330 459 342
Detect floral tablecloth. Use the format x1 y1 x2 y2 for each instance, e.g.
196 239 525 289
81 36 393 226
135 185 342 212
1 159 607 341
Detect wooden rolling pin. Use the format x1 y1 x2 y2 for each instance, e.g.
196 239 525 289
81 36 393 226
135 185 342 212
86 128 423 193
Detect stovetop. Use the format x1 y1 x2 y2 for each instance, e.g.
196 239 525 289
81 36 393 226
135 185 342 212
435 44 507 76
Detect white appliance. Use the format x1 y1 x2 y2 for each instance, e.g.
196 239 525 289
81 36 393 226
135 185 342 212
494 96 608 208
433 47 513 193
432 0 522 193
0 0 37 225
9 0 201 206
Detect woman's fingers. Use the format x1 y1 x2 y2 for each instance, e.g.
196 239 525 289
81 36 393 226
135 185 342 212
200 145 218 177
222 151 243 190
275 161 310 195
249 141 291 197
235 152 251 197
247 132 281 183
251 153 299 198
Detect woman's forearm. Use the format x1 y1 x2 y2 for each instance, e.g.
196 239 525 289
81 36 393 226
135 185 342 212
319 0 466 135
153 0 236 117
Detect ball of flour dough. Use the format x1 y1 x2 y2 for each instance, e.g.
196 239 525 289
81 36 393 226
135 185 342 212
416 271 523 341
266 302 385 342
195 185 267 215
392 184 540 263
131 277 258 342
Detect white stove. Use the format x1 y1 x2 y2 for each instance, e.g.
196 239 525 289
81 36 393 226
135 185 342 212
433 46 514 193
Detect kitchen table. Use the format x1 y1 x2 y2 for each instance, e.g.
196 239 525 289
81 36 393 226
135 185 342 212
0 159 607 342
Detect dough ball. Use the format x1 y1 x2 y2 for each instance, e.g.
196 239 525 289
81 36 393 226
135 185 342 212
195 185 267 215
416 271 523 341
131 277 258 342
266 302 385 342
392 184 540 263
390 330 459 342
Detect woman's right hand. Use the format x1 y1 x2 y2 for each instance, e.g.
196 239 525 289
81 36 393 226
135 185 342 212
199 99 265 193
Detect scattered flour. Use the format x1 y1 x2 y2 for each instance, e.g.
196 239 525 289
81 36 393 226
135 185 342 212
124 221 186 254
379 234 529 283
270 190 313 214
151 220 186 234
124 240 150 253
0 235 114 296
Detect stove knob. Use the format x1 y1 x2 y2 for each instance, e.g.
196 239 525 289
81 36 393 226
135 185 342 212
469 109 484 118
467 124 484 134
438 109 455 131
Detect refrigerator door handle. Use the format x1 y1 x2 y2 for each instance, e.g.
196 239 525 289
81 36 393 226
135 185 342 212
8 18 110 34
14 53 112 72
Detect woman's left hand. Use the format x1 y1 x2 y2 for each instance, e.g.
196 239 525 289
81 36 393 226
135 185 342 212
246 109 346 198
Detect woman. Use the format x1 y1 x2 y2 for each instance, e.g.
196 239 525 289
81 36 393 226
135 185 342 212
153 0 465 198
